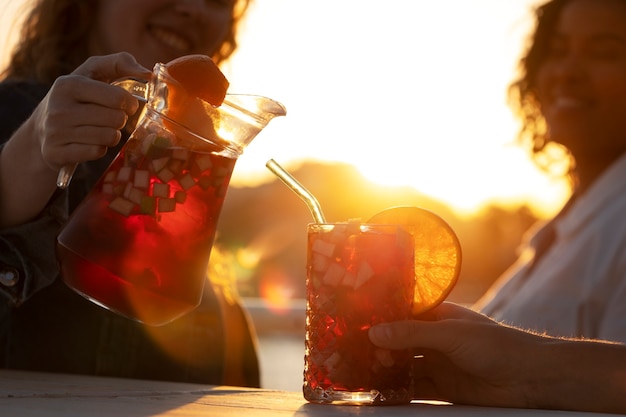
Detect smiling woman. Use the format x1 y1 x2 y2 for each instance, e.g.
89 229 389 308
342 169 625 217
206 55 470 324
0 0 261 389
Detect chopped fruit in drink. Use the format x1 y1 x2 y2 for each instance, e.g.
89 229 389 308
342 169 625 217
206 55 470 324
215 184 228 198
102 183 114 195
134 170 150 189
144 135 172 159
104 171 116 183
311 253 330 273
152 183 170 198
157 167 175 183
322 263 345 286
171 148 190 161
178 173 196 190
122 182 133 199
304 222 415 402
192 154 213 175
108 197 135 217
117 166 133 182
158 198 176 213
57 55 240 327
151 157 170 173
113 184 125 196
340 271 357 288
197 175 213 190
213 165 230 177
168 159 184 176
126 187 145 205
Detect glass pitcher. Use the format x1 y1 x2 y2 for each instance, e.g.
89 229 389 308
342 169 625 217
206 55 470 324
56 63 286 326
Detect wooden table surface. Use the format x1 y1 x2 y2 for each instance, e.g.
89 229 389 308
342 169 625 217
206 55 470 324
0 369 615 416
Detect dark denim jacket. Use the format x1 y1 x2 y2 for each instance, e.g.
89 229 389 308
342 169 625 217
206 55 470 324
0 80 259 386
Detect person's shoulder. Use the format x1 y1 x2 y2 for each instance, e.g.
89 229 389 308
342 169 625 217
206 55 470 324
0 79 49 104
0 79 50 143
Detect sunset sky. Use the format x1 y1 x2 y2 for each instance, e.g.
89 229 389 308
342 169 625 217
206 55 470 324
0 0 567 217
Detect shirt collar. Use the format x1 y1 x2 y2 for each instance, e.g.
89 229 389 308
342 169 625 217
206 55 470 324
555 153 626 238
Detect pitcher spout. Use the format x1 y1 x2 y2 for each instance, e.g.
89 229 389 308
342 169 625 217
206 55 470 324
218 94 287 150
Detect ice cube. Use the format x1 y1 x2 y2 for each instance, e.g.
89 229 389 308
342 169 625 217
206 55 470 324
311 253 330 272
323 351 341 371
355 261 375 288
341 271 357 288
323 262 345 287
312 239 335 258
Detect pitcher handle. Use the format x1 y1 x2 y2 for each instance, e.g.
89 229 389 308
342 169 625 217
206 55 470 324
56 78 148 189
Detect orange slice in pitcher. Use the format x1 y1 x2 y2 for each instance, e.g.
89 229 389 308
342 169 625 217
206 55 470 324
165 54 229 106
163 55 229 144
368 206 462 315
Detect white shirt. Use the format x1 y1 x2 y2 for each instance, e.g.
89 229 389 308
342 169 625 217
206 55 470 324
476 154 626 342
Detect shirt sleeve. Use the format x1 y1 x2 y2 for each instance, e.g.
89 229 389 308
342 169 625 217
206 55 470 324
0 80 68 306
0 190 68 306
595 241 626 343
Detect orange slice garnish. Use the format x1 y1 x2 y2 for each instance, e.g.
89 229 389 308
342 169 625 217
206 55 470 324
368 206 462 315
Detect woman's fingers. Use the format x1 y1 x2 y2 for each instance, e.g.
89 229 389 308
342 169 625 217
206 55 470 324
35 53 152 170
72 52 152 84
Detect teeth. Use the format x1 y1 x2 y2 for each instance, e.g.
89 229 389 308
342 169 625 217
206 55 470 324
151 27 190 51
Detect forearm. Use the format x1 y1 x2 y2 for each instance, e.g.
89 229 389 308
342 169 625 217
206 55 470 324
527 338 626 414
0 117 58 228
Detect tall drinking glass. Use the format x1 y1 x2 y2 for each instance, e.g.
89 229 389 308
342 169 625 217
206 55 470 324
304 222 415 405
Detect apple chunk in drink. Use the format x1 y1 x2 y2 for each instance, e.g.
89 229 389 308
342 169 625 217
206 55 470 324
303 223 415 405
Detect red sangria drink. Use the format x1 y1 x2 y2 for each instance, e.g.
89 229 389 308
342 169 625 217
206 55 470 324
303 223 415 405
57 114 237 326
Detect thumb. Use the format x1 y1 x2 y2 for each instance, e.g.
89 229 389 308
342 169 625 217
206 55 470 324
72 52 152 83
369 319 465 353
368 320 428 350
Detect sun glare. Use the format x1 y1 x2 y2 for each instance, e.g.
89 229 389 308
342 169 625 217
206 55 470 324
224 0 564 218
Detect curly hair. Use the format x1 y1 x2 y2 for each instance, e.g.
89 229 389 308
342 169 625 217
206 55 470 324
2 0 250 84
508 0 575 183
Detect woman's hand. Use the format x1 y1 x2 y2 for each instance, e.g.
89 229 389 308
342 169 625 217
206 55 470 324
32 52 151 172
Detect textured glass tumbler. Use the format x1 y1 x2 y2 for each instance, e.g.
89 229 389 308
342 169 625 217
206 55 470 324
303 223 415 405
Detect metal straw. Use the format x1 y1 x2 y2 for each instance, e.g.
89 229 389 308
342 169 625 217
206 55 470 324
266 159 326 224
